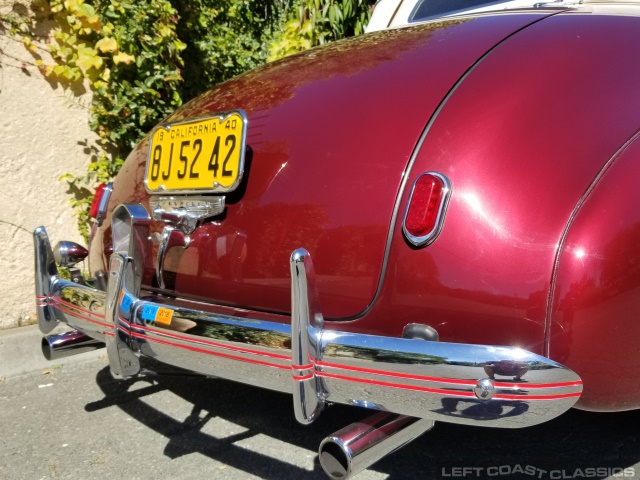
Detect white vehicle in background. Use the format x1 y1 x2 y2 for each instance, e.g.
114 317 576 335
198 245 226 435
366 0 574 32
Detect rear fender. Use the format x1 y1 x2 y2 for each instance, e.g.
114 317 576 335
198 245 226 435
547 131 640 411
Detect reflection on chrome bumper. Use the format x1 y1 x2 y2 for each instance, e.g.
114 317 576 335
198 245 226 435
34 204 583 429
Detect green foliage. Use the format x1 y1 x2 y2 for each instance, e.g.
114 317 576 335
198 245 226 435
2 0 371 241
267 0 374 62
175 1 291 102
87 0 186 153
46 0 186 237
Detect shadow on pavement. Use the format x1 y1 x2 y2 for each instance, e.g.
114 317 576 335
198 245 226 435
85 365 640 480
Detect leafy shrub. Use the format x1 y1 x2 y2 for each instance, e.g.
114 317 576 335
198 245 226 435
268 0 373 61
175 0 292 101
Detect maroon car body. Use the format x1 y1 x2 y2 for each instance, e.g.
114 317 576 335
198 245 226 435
35 3 640 478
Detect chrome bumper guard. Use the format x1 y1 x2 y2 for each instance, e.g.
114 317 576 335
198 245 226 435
35 204 583 429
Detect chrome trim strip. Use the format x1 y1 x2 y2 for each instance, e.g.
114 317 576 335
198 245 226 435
143 110 248 195
34 221 583 428
402 172 452 247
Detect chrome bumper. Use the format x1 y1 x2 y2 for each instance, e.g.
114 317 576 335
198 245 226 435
34 203 583 429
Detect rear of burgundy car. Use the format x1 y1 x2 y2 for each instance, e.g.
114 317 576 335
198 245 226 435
34 5 640 478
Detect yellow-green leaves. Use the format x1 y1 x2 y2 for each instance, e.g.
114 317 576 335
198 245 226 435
55 0 101 34
95 37 117 53
63 0 84 9
267 18 314 62
113 52 135 64
22 36 37 53
156 23 174 39
268 0 372 62
76 44 103 72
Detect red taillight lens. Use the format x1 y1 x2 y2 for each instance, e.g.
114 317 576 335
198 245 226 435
89 183 107 219
403 172 451 246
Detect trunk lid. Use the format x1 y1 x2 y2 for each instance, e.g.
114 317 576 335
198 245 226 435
105 12 558 319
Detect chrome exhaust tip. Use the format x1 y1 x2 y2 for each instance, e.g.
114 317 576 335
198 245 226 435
319 412 434 480
41 330 105 361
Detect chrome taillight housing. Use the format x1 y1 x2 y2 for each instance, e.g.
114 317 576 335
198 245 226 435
402 172 451 247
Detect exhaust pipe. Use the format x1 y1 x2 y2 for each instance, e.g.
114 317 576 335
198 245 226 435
319 412 434 480
42 330 105 361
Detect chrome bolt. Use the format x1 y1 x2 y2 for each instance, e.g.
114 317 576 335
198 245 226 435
474 378 495 401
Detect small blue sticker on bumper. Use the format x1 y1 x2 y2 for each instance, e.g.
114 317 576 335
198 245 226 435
120 291 133 312
141 304 159 322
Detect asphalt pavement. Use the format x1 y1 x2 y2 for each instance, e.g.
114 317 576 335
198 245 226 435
1 326 639 480
0 325 105 379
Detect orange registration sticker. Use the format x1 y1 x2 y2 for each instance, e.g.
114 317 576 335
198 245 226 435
155 307 174 326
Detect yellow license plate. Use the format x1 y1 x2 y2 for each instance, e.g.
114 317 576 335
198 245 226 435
145 110 247 194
